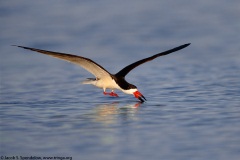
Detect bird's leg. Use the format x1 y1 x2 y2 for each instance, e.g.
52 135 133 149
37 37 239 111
103 88 109 95
103 90 118 97
103 91 108 95
110 90 119 97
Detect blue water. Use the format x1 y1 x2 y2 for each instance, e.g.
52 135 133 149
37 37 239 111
1 0 240 160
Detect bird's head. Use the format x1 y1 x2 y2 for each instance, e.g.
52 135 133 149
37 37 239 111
122 85 147 102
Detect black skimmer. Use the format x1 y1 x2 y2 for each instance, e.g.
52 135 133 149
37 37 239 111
14 43 190 102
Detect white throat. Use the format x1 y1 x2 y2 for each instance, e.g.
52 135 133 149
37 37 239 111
121 88 138 95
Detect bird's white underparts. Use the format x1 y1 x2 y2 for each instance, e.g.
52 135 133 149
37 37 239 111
14 43 190 102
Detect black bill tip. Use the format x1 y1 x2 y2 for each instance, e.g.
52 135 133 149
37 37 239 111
138 95 147 103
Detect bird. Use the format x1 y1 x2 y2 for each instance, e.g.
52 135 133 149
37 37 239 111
13 43 190 102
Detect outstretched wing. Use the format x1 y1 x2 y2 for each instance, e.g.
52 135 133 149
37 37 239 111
14 45 112 79
115 43 190 77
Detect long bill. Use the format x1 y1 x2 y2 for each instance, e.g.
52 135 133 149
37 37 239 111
133 91 147 103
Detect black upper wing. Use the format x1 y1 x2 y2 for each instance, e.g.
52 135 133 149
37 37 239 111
115 43 190 77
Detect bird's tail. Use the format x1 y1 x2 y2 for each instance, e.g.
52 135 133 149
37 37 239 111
81 78 97 85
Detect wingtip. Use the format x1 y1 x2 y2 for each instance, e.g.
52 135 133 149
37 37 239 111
179 43 191 50
12 45 23 48
11 45 31 50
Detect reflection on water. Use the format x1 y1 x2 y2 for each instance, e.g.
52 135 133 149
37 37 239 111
90 102 141 124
